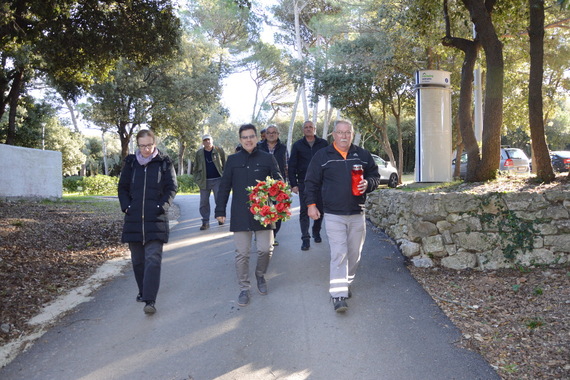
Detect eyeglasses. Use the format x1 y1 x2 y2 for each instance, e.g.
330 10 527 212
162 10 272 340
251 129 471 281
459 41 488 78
240 134 257 140
266 132 278 135
334 131 353 136
138 143 155 149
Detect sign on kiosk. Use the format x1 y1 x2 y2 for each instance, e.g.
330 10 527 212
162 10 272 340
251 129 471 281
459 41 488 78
416 70 451 87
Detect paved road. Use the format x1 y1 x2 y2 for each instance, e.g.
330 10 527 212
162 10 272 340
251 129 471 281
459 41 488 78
0 194 499 380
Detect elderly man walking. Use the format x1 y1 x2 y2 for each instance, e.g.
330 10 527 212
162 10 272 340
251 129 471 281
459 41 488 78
193 133 226 230
304 120 380 313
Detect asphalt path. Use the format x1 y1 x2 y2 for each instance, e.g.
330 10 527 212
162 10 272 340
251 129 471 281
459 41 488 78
0 193 500 380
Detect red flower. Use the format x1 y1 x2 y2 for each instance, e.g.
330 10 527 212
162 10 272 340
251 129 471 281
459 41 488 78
247 176 292 227
268 183 281 197
276 192 289 202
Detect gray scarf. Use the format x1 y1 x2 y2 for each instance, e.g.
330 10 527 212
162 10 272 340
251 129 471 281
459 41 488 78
136 148 158 166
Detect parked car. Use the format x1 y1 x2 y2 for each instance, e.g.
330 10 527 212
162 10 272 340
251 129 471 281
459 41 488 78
500 147 531 174
550 151 570 172
371 154 399 188
451 147 530 178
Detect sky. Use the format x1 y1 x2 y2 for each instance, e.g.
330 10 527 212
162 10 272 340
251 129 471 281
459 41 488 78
221 71 258 124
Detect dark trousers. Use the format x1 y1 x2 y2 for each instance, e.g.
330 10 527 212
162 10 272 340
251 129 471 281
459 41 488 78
199 177 222 223
129 240 163 302
298 182 324 241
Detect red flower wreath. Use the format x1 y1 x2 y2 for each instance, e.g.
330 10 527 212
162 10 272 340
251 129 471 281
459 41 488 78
247 176 292 227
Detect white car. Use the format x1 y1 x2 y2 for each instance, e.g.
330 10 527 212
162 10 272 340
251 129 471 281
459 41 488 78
371 154 399 188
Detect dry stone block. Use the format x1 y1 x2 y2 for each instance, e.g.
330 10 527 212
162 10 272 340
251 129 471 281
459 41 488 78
399 240 421 257
441 251 477 269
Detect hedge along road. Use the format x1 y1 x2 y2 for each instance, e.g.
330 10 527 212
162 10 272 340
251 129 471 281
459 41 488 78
0 194 499 380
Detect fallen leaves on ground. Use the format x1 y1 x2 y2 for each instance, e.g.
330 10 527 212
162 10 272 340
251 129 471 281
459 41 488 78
409 266 570 380
0 198 128 346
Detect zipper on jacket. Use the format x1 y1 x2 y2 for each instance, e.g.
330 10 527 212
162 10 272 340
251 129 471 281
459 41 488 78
142 165 147 245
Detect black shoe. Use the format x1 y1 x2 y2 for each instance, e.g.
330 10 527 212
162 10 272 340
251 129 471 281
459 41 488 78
332 297 348 312
238 290 250 306
256 275 267 295
144 301 156 314
200 223 209 230
136 293 143 302
301 239 310 251
218 220 224 226
273 240 279 246
313 234 322 243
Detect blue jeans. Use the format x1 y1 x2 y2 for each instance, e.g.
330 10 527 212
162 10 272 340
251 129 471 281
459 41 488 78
199 177 221 223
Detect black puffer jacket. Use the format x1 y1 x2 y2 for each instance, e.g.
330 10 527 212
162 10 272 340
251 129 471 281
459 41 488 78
215 147 282 232
118 151 178 243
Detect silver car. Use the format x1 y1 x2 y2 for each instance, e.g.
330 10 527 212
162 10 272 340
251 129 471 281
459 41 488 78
452 147 530 178
371 154 399 188
500 147 530 174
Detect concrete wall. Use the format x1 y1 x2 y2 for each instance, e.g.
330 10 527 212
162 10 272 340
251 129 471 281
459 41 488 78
0 144 62 200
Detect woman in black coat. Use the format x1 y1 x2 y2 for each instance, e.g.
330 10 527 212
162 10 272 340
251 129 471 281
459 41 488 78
118 129 177 314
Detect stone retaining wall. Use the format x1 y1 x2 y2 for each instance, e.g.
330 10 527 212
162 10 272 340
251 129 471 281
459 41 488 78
366 189 570 270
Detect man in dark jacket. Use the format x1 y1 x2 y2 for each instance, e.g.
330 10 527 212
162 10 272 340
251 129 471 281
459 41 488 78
215 124 283 307
288 120 328 251
118 129 178 315
305 120 380 313
258 124 288 246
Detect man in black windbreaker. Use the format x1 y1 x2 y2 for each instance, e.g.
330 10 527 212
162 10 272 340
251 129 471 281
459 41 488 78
215 124 283 307
118 129 178 315
288 120 328 251
305 120 380 313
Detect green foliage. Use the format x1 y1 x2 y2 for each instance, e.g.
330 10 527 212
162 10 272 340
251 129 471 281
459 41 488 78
63 176 84 193
177 174 199 193
526 317 544 329
44 121 86 176
81 175 119 196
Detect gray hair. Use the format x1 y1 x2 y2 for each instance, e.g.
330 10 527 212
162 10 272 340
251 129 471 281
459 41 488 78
333 119 353 132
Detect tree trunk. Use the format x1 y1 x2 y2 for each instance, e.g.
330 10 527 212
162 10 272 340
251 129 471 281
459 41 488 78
64 98 80 133
102 132 108 175
287 86 302 154
118 121 136 159
5 68 25 145
443 36 481 182
462 0 504 181
178 140 186 176
528 0 555 182
387 79 403 185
